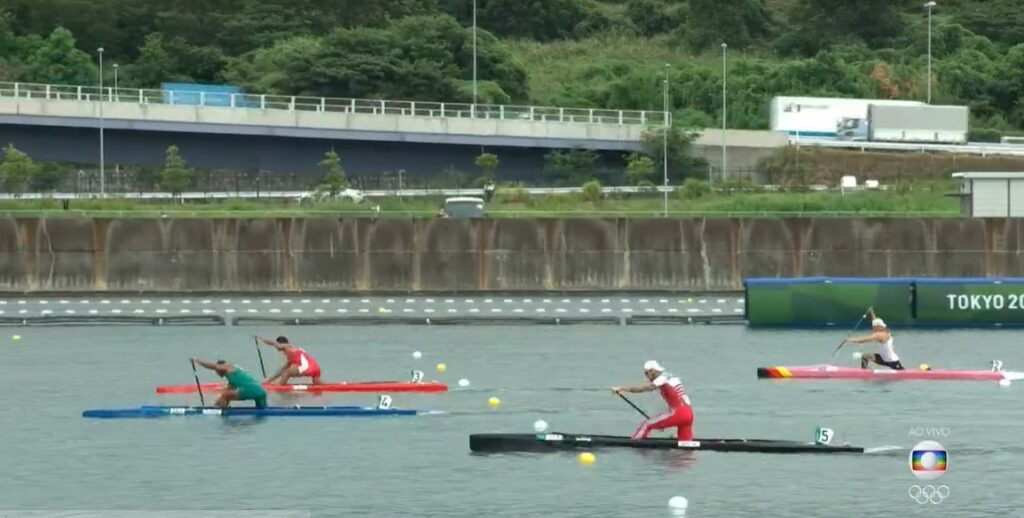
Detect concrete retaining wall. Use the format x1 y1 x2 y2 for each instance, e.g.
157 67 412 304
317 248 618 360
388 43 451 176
2 218 1020 292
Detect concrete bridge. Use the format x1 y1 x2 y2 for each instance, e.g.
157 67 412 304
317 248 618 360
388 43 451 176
0 82 785 179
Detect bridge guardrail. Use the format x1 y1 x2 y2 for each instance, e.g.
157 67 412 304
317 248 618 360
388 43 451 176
0 81 670 127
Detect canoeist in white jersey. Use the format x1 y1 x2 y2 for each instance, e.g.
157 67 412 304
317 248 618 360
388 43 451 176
844 310 905 370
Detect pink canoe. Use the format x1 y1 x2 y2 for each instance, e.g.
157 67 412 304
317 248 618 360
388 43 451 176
757 364 1024 382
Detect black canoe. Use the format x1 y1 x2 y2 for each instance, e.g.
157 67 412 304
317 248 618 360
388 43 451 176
469 433 864 454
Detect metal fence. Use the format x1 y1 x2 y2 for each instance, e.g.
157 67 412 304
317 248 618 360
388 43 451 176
0 81 670 126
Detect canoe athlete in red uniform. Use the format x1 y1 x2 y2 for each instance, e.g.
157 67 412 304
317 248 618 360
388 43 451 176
613 360 695 441
258 336 322 385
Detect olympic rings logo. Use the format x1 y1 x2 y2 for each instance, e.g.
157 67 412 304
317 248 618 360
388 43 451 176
908 484 950 504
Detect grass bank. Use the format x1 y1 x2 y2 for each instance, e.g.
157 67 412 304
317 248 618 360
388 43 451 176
0 184 960 218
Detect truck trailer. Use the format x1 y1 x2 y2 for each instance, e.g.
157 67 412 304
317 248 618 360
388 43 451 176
836 104 969 144
769 96 925 138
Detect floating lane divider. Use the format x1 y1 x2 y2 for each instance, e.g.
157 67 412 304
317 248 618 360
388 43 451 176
82 405 423 419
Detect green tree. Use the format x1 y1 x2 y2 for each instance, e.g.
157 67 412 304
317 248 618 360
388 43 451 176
640 126 708 181
29 163 65 192
126 33 177 87
780 0 911 55
544 148 599 185
316 150 349 197
682 0 772 52
626 0 679 37
475 152 499 178
228 15 527 102
625 153 656 185
581 179 602 203
25 27 96 85
0 144 40 194
160 145 193 196
476 0 591 41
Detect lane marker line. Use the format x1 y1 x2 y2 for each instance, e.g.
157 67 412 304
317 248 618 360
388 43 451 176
225 309 236 314
314 309 324 314
134 309 145 314
269 309 281 314
469 308 480 313
424 308 435 314
156 309 167 314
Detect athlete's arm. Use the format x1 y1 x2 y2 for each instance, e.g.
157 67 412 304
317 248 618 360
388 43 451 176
257 336 286 351
192 358 228 375
844 334 874 345
612 383 656 394
264 363 288 384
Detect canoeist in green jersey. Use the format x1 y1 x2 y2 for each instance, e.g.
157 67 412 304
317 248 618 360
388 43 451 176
192 358 268 408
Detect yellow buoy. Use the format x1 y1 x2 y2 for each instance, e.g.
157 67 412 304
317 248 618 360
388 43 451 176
578 452 596 465
436 363 447 373
919 363 931 371
12 334 21 341
488 396 501 408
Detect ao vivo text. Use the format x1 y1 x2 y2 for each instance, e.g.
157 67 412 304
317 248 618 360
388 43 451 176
946 294 1024 310
909 426 951 437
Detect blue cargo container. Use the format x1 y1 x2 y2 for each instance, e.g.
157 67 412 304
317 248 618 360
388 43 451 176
161 83 245 107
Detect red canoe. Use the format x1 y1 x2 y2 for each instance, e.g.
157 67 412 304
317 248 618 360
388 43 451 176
156 381 448 394
757 364 1024 382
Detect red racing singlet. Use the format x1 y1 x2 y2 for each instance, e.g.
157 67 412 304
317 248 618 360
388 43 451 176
286 347 320 373
653 373 691 410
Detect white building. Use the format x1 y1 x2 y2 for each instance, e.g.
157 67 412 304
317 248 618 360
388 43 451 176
952 172 1024 217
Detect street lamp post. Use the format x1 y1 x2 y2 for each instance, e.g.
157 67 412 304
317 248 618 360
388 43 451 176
472 0 478 109
113 63 118 101
925 1 937 104
721 43 728 183
97 47 105 196
662 64 670 217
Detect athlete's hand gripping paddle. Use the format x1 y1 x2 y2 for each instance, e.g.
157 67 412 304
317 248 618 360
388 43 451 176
190 359 206 406
830 306 873 360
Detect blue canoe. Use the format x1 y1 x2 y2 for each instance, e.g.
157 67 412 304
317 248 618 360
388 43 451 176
83 405 420 419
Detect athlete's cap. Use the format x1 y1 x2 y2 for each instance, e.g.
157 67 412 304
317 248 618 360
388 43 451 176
872 318 886 328
643 360 664 372
276 336 289 344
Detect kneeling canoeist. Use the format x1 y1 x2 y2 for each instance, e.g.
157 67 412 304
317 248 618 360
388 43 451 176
258 335 322 385
844 311 905 370
192 358 268 408
612 360 694 441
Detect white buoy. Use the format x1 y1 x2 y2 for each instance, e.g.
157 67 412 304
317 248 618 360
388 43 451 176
412 351 422 359
851 351 863 360
999 379 1011 388
668 496 689 510
458 378 470 387
533 419 549 433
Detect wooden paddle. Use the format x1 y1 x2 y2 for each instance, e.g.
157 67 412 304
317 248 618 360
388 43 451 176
190 359 206 406
830 306 873 360
617 392 650 419
254 336 267 378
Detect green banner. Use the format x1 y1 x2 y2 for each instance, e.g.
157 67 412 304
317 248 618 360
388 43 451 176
746 278 914 327
915 280 1024 325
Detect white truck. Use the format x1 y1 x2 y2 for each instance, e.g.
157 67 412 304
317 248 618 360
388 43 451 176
769 96 925 138
836 104 969 144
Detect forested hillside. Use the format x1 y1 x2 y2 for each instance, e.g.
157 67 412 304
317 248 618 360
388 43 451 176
1 0 1022 133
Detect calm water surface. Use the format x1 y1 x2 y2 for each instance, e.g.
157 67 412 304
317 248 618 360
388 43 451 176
1 324 1021 517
